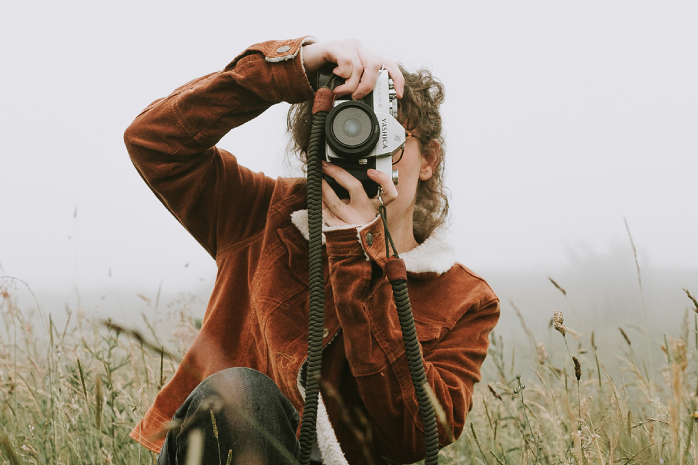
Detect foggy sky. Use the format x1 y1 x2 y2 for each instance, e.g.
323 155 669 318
1 1 696 308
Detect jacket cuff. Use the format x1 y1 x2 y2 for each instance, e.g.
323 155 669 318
225 37 317 104
324 216 389 264
358 217 390 266
128 408 170 453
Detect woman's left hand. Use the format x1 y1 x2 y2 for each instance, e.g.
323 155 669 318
321 161 398 228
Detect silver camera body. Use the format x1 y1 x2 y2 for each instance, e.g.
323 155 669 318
320 67 405 199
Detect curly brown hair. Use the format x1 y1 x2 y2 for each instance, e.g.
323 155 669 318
287 65 448 243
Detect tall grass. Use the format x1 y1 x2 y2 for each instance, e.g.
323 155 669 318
1 274 697 464
0 277 196 464
448 295 698 465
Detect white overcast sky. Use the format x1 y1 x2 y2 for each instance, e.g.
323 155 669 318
1 0 696 300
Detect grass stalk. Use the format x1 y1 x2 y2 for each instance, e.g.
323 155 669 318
470 423 491 465
95 375 103 431
624 218 656 414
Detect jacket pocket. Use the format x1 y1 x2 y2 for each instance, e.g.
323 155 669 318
414 319 443 343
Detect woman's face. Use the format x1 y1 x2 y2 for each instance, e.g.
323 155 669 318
386 132 435 226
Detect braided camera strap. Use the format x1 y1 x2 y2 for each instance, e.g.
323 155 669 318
299 82 439 465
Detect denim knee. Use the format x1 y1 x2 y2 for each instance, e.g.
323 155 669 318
157 368 300 465
195 368 286 413
185 367 299 437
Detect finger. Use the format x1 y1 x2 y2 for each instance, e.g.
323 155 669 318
352 50 382 100
313 41 355 89
327 45 354 79
367 169 398 204
332 46 364 97
321 197 338 224
381 59 404 99
321 178 347 215
322 162 367 201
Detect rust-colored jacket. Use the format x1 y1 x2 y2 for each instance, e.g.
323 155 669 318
125 36 500 464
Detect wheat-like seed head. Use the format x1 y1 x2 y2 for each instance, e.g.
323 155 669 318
95 376 103 431
536 342 548 365
684 288 698 313
626 411 633 439
553 310 566 337
673 338 688 371
210 409 219 440
572 356 581 381
619 327 631 346
488 384 502 401
470 422 479 442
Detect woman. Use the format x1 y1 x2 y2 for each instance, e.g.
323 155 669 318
125 36 500 465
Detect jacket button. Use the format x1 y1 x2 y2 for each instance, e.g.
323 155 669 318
366 233 373 246
276 45 291 53
323 328 329 338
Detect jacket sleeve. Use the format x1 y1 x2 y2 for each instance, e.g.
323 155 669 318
324 219 500 463
123 37 316 257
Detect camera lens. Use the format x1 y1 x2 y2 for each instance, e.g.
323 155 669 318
333 107 372 147
343 118 361 137
326 101 379 159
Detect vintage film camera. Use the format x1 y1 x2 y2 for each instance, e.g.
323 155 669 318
317 65 405 199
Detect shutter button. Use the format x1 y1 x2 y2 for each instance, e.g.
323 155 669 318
276 45 291 53
366 233 373 246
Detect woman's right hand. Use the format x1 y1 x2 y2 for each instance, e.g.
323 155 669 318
302 38 404 101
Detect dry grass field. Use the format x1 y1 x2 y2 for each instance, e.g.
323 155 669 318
1 274 697 464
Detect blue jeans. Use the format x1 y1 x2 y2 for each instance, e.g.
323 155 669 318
156 367 302 465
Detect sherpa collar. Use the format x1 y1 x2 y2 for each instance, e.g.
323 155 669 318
290 210 456 275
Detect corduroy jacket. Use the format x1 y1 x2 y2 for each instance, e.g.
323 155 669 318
124 36 500 465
